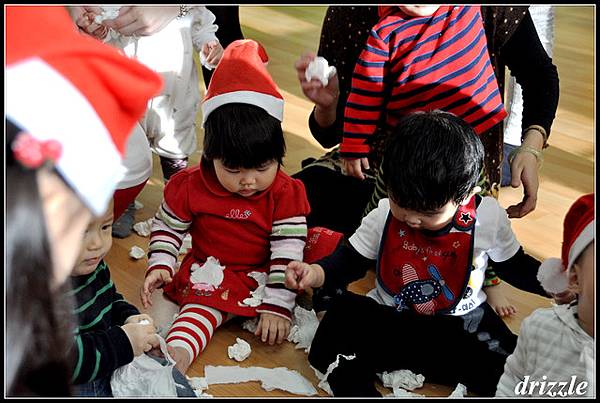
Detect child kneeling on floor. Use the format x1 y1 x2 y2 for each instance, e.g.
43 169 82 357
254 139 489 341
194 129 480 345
496 193 595 397
285 110 549 396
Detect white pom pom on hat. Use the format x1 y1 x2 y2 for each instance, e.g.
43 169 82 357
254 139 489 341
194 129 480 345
537 193 595 294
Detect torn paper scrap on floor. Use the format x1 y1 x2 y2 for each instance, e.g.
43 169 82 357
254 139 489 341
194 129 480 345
449 383 467 398
384 387 425 398
312 353 356 396
228 338 252 362
204 365 317 396
190 257 225 293
378 369 425 391
179 234 192 255
186 377 212 398
239 271 267 307
129 246 146 260
287 306 319 353
133 218 153 237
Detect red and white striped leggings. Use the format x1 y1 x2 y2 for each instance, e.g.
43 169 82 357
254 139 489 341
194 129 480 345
166 304 227 362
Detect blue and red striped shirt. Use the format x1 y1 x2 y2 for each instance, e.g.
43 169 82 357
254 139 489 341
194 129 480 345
341 6 507 157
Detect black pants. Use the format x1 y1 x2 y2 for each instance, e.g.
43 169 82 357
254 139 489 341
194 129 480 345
292 165 375 237
308 292 517 397
202 6 244 88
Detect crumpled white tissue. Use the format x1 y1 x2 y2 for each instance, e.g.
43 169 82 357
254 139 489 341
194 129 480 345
186 376 212 398
287 306 319 353
242 317 259 334
227 337 252 362
305 56 337 87
312 353 356 396
378 369 425 391
93 6 121 24
129 245 146 260
384 387 425 398
449 383 467 398
204 365 317 396
190 257 225 292
240 271 267 307
133 218 154 237
180 234 192 255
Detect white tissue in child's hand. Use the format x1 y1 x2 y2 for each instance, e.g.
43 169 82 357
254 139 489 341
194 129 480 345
94 6 121 24
227 337 252 362
190 256 225 287
129 246 146 260
305 57 337 87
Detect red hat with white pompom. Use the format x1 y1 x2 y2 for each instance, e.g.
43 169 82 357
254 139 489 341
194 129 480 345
201 39 284 125
537 193 595 294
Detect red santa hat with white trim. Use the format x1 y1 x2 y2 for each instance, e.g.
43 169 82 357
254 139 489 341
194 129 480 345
201 39 284 125
537 193 595 294
6 6 162 216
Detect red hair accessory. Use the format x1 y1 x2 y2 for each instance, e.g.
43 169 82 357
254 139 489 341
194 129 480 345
12 132 63 169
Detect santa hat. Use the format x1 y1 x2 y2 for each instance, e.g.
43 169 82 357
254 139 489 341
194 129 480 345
537 193 595 294
6 6 162 216
201 39 284 125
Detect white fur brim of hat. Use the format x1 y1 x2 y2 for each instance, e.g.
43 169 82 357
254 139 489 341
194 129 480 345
537 221 594 294
201 90 284 126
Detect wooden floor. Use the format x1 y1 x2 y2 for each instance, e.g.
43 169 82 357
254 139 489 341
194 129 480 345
105 6 595 397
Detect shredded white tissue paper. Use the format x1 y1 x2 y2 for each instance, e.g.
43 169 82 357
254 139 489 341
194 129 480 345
129 245 146 260
189 257 225 292
379 369 425 391
93 6 121 24
449 383 467 398
227 338 252 362
305 56 337 87
242 318 259 334
204 365 317 396
384 387 425 398
287 306 319 353
313 353 356 396
240 271 268 307
180 234 192 255
133 218 154 237
187 376 212 398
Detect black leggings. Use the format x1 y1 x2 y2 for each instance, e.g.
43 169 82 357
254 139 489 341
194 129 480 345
308 292 517 397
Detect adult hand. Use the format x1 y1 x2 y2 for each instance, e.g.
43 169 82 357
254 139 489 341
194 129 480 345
254 313 290 345
103 6 179 37
122 322 159 356
141 269 173 309
342 157 370 180
506 129 544 218
285 261 325 290
295 52 340 127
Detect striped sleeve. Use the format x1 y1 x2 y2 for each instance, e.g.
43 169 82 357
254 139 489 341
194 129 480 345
341 27 390 158
146 199 192 277
256 216 308 321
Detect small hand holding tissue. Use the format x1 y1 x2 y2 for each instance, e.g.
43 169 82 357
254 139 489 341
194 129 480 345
305 56 337 87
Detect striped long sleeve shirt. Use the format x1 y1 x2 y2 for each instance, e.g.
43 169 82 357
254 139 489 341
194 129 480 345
341 6 507 158
69 260 139 385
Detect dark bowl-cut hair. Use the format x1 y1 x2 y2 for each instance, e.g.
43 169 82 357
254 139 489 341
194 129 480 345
382 110 484 212
203 103 286 169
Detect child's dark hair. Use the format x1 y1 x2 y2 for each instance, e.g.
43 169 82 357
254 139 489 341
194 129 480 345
382 110 484 212
203 103 286 169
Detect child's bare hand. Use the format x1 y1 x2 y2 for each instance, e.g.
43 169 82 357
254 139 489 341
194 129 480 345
285 261 325 290
254 313 290 345
342 157 370 180
122 322 159 356
125 313 154 325
202 40 224 67
141 269 172 309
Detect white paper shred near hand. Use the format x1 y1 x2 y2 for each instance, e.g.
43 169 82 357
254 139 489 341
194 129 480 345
227 338 252 362
305 56 337 87
312 353 356 396
287 306 319 353
133 217 154 237
378 369 425 391
186 376 212 397
242 317 259 334
93 6 121 24
449 383 467 398
204 365 318 396
240 271 268 307
129 245 146 260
